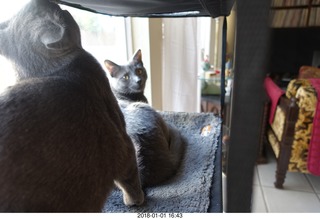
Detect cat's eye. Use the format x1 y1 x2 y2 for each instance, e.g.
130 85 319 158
122 74 129 80
136 69 143 75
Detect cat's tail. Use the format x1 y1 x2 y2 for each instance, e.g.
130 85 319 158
167 123 186 169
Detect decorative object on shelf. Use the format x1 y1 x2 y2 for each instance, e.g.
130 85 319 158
202 55 212 71
199 52 221 95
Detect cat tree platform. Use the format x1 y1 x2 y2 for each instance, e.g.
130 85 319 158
103 112 222 213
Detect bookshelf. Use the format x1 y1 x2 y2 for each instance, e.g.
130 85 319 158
270 0 320 28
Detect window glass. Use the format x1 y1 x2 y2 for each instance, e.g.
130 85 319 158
0 1 128 91
60 5 128 66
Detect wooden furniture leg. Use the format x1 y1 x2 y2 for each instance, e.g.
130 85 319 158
274 143 292 188
274 98 299 188
257 99 270 164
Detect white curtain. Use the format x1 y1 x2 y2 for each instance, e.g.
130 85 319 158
161 17 217 113
162 18 201 113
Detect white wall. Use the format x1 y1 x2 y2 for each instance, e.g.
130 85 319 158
130 18 163 110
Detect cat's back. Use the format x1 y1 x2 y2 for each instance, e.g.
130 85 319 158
0 0 143 211
0 74 118 138
0 75 123 212
121 102 165 132
0 48 130 213
121 102 185 187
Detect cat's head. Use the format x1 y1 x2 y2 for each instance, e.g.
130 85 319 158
104 49 148 94
0 0 82 79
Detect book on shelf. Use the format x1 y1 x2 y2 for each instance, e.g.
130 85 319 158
312 0 320 5
271 8 308 27
271 0 309 7
270 0 320 27
309 7 320 26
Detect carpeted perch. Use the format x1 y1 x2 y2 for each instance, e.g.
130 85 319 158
103 112 221 213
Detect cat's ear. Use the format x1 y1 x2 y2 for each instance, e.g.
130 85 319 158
40 25 73 53
40 29 65 50
40 11 80 55
104 60 120 77
131 49 142 63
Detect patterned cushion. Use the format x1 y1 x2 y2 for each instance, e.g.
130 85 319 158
270 106 285 142
286 79 311 99
289 83 316 172
269 79 317 173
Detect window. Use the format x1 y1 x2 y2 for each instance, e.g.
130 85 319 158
60 5 129 66
0 1 129 91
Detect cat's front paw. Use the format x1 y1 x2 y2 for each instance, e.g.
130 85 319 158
123 190 145 206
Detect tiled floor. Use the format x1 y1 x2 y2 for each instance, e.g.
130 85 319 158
251 149 320 213
222 147 320 212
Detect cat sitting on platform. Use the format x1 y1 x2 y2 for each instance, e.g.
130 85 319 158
105 51 186 187
0 0 144 212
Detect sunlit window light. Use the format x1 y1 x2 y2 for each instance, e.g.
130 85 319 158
0 0 128 92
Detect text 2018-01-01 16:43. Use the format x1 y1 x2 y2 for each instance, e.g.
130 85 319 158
137 213 183 218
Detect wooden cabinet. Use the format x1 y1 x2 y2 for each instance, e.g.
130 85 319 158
270 0 320 28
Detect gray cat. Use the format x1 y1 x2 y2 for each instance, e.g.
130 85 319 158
122 102 186 187
0 0 143 212
104 52 185 187
104 49 148 103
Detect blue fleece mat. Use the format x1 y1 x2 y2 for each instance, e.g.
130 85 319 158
103 112 221 213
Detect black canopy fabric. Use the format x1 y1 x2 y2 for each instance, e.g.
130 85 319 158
56 0 234 18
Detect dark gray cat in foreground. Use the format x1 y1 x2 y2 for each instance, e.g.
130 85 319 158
0 0 143 212
104 49 148 103
105 52 185 187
